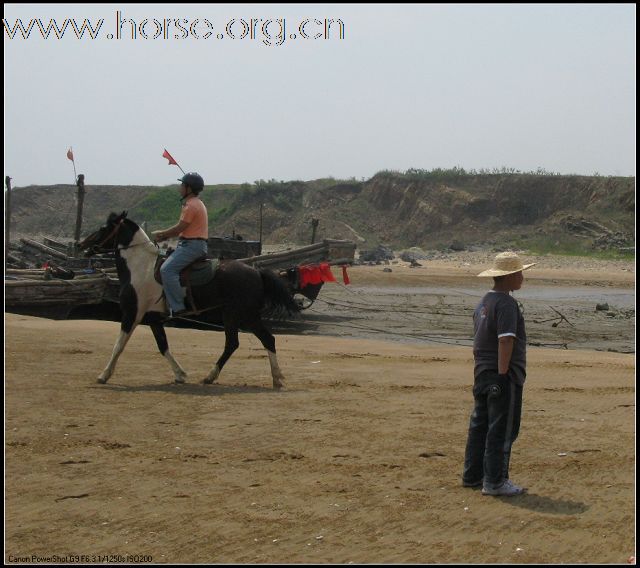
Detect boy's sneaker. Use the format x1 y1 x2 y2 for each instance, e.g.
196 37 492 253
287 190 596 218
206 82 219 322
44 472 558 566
482 479 527 496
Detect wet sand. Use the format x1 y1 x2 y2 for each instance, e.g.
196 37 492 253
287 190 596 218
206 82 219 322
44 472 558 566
278 256 635 354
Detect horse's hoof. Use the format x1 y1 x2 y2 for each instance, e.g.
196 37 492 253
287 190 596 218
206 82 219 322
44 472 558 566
203 378 213 385
174 376 186 384
97 378 108 384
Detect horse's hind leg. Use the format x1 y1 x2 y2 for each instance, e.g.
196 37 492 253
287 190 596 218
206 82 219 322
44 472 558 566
150 323 187 384
249 320 285 389
204 323 239 384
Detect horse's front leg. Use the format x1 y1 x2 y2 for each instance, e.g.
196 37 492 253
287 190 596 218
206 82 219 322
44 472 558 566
97 286 140 384
150 322 187 384
98 323 137 383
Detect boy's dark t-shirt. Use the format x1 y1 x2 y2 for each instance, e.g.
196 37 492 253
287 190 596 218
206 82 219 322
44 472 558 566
473 291 527 386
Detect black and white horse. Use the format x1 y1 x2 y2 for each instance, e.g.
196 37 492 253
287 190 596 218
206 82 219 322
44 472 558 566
79 211 299 389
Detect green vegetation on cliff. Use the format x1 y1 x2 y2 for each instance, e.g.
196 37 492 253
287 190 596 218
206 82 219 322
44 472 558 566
7 170 634 256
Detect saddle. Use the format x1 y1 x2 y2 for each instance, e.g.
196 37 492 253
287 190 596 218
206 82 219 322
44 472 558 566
154 255 219 312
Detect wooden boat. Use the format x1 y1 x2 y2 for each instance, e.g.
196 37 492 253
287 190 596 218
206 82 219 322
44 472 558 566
5 271 110 308
4 269 113 320
207 236 262 259
239 239 356 270
4 238 356 319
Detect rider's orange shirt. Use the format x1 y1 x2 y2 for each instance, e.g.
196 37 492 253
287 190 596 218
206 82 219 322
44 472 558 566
179 196 208 239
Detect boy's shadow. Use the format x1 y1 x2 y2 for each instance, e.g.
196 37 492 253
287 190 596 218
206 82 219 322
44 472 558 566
502 493 589 515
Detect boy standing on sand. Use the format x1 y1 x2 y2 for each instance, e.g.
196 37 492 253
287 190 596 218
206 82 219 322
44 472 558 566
462 251 536 496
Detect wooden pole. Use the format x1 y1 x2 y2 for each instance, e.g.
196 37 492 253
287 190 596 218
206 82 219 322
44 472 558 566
70 147 77 181
258 201 264 253
74 174 86 243
255 184 266 255
310 218 319 244
5 176 12 269
19 238 69 260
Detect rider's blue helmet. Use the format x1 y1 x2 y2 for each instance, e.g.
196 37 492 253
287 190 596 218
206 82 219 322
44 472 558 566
178 172 204 194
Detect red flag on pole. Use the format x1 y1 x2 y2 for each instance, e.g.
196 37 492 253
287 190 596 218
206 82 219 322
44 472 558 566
67 148 74 162
162 148 178 166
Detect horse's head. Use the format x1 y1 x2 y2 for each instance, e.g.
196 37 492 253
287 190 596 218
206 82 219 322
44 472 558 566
79 211 138 256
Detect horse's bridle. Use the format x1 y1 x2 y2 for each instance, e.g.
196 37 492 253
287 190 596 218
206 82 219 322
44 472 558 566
84 219 124 255
86 219 159 256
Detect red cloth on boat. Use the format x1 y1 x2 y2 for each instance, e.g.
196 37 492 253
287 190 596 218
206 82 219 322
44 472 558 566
298 263 336 288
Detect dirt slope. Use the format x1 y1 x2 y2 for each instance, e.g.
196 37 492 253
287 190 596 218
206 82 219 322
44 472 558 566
6 173 634 252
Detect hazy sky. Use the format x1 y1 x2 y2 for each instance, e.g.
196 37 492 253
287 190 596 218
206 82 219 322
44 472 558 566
3 3 636 187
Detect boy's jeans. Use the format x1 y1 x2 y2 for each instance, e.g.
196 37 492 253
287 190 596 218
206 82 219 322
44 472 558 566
462 370 523 488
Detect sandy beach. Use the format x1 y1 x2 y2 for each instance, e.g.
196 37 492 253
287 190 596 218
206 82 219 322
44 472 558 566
4 254 636 564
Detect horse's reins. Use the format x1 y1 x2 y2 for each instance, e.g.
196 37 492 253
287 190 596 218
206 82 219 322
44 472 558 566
91 220 123 253
92 220 159 255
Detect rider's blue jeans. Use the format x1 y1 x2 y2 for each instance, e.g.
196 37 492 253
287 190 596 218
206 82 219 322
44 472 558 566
160 239 208 313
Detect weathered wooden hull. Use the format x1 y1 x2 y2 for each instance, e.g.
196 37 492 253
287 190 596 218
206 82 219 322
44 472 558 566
5 273 109 307
239 239 356 270
208 237 261 259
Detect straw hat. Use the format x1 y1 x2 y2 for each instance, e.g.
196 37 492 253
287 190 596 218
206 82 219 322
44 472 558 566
477 251 537 277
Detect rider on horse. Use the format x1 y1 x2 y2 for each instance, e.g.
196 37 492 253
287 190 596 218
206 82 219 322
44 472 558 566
152 172 208 318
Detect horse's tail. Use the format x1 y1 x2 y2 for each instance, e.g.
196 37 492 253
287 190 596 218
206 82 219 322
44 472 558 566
259 269 300 316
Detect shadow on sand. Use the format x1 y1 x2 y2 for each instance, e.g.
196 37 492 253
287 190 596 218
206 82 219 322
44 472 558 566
501 493 589 515
88 382 282 396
